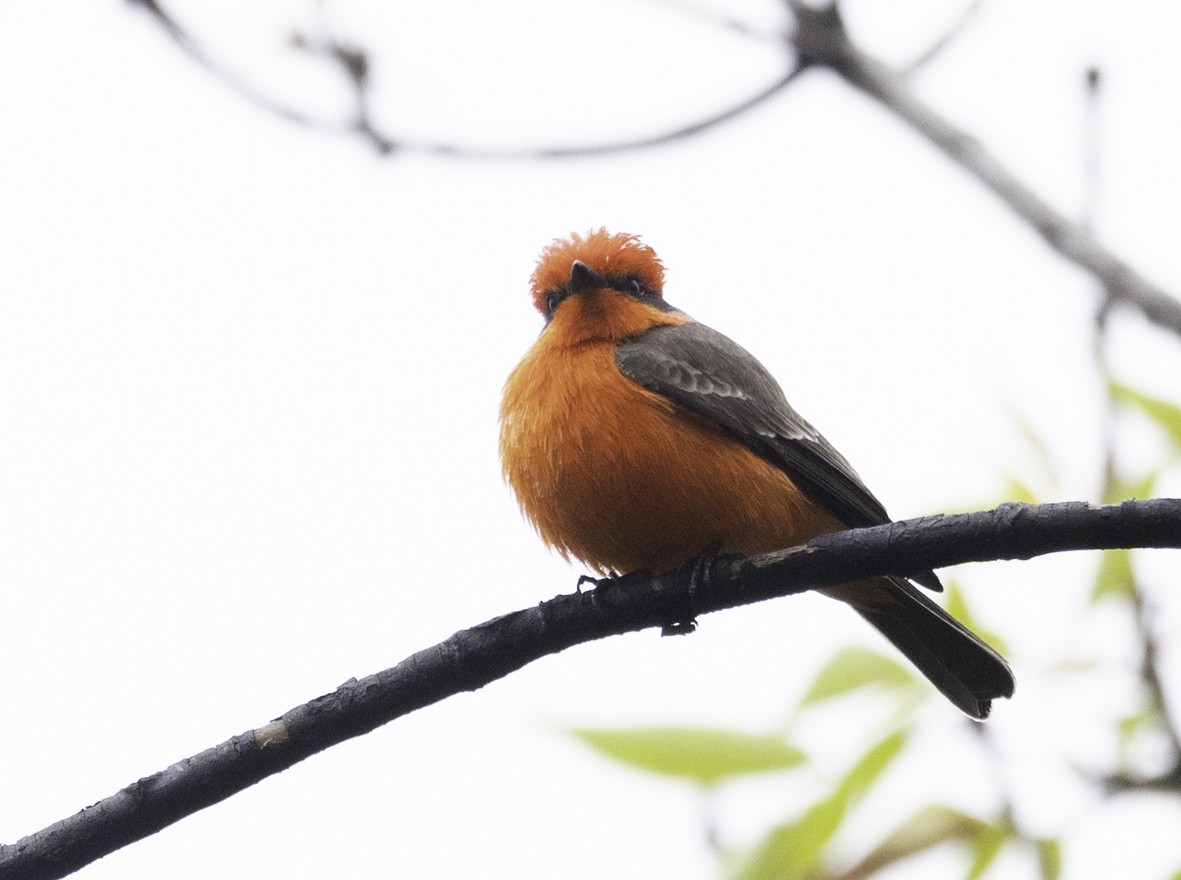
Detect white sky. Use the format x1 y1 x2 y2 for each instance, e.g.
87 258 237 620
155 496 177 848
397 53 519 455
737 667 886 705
2 1 1181 878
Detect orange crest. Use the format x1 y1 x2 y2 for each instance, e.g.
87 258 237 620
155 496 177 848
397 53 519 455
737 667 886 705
529 229 666 314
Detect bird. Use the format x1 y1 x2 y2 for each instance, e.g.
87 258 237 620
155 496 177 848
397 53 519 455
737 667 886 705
499 229 1014 718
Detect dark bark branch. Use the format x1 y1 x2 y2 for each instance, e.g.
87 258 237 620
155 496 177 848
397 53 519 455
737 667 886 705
786 0 1181 337
1103 762 1181 796
2 499 1180 880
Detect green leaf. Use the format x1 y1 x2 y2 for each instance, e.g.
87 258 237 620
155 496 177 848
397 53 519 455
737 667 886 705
966 823 1008 880
836 727 909 802
1036 838 1062 880
799 647 915 706
570 726 805 785
731 794 846 880
842 805 986 877
1115 705 1162 765
1110 380 1181 449
729 729 909 880
1091 548 1135 602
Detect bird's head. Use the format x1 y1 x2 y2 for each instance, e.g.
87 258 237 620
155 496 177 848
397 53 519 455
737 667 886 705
529 229 667 323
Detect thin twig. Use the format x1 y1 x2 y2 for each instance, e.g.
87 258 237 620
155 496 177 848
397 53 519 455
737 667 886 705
128 0 803 159
523 65 805 159
786 1 1181 337
1130 587 1181 770
1082 61 1181 768
901 0 985 76
2 499 1180 880
291 32 396 154
641 0 788 45
1082 65 1103 232
126 0 338 132
126 0 1181 339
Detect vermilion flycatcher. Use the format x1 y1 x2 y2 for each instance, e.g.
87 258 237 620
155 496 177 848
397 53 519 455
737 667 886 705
500 230 1014 718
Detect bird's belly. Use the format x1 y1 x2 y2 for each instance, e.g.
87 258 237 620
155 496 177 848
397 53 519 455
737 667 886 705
501 343 842 574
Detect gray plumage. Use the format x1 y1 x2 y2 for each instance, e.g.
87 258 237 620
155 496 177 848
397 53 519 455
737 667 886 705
615 319 1014 718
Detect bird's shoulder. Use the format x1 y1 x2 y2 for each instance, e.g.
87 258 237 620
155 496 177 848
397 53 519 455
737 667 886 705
614 319 893 530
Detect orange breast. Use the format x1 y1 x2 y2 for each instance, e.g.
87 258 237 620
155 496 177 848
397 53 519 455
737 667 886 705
501 321 843 575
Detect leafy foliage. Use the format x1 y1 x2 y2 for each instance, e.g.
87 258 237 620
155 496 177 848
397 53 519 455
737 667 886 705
1109 380 1181 449
729 730 908 880
797 647 916 707
571 727 805 785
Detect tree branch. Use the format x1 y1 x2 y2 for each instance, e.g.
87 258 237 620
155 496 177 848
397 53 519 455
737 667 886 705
128 0 1181 335
2 500 1179 880
126 0 339 133
1080 60 1181 798
127 0 805 159
786 0 1181 337
899 0 984 76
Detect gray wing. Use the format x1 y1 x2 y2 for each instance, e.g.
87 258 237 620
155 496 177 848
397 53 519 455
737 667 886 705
614 320 892 530
616 322 999 703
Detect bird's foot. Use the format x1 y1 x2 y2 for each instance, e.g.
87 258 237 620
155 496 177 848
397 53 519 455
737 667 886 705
575 574 603 594
660 544 719 637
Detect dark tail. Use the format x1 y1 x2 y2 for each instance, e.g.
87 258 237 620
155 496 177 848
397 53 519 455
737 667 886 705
824 577 1015 719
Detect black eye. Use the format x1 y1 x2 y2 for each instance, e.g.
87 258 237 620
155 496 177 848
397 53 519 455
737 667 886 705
545 291 561 316
626 278 645 296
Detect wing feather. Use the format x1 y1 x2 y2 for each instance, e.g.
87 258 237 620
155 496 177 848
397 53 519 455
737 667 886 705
615 321 941 591
615 321 889 527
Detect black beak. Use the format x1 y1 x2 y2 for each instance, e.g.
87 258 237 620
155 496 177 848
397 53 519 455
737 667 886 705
568 260 607 295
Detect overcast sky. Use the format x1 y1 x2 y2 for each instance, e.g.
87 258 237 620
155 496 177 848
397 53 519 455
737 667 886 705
3 1 1181 878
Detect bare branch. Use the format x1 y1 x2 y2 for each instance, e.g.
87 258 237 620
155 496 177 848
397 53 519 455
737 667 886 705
126 0 343 134
1081 60 1181 778
290 32 396 154
1082 65 1103 231
1103 762 1181 797
641 0 788 46
394 63 805 159
2 499 1179 880
1131 586 1181 767
128 0 803 158
900 0 984 76
788 3 1181 337
522 66 804 159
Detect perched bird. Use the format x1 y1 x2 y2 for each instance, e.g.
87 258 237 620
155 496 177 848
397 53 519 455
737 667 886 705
500 230 1014 718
